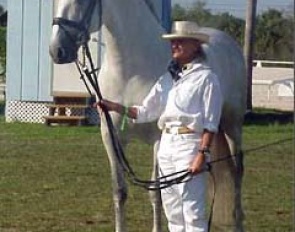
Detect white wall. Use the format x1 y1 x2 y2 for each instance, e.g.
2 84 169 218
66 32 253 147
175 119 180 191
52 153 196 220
6 0 52 101
52 39 100 94
52 0 101 94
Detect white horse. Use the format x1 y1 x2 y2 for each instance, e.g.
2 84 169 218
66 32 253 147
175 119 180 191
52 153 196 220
49 0 247 232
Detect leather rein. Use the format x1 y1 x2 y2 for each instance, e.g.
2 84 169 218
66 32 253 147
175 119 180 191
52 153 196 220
51 0 198 191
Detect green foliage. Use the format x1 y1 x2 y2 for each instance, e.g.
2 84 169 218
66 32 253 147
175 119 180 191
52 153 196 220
255 9 294 60
0 26 6 72
186 1 212 26
171 2 245 46
171 2 294 61
213 13 245 44
172 4 188 21
0 5 4 15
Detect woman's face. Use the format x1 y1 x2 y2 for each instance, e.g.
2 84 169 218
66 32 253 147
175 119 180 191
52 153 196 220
170 38 201 66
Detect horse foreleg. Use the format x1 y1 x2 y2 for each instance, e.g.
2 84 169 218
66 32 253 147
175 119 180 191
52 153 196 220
112 167 128 232
100 120 128 232
149 141 162 232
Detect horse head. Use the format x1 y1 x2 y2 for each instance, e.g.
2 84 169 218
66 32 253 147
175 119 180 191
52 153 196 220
49 0 101 64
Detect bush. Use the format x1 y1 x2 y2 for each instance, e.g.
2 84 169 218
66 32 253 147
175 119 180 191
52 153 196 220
0 26 6 69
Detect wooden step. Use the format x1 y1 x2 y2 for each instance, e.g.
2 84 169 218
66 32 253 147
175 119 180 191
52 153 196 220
44 116 87 126
51 92 93 105
52 91 92 98
46 104 89 109
53 98 89 105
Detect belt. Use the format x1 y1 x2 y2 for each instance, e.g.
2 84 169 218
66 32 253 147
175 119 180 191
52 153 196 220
164 127 195 134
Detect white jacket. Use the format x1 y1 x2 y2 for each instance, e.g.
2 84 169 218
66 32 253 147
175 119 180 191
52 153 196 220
134 61 223 133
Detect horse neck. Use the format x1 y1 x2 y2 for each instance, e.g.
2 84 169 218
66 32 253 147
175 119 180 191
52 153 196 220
101 0 168 65
98 0 170 102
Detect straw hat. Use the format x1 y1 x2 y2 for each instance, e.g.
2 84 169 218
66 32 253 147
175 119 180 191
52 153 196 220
162 21 209 43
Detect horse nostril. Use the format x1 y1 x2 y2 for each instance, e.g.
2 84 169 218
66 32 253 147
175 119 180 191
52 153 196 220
49 44 77 64
57 47 67 60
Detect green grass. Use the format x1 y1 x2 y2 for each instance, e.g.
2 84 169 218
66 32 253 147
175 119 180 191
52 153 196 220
242 110 294 232
0 109 293 232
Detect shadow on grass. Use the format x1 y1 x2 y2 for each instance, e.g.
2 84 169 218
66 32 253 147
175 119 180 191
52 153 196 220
244 109 294 125
0 101 293 125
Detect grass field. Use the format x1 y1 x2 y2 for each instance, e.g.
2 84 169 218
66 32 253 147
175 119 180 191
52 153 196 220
0 104 293 232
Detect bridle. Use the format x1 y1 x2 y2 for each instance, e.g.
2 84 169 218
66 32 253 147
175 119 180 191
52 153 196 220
52 0 99 48
51 0 196 191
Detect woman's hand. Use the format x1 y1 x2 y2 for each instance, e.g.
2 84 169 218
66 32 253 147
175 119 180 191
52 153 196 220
94 99 138 119
94 99 122 113
188 152 206 174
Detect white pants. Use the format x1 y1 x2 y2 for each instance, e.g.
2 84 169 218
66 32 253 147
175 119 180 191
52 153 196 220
158 132 208 232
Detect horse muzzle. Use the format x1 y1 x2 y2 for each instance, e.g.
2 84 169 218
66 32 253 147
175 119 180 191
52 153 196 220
49 44 78 64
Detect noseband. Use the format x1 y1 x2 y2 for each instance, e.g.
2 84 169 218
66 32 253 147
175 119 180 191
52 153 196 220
52 0 99 46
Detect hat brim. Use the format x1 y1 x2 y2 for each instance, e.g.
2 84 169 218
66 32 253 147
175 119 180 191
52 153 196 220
162 33 209 43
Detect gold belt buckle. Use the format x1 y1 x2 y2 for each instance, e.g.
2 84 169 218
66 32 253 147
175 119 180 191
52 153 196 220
178 127 194 134
164 127 178 134
165 127 194 134
171 127 179 134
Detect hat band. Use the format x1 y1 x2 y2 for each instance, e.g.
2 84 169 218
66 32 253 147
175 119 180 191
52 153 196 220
172 30 199 36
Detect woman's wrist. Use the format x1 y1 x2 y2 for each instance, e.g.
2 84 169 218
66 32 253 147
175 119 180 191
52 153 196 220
120 105 129 131
198 146 210 154
118 104 124 114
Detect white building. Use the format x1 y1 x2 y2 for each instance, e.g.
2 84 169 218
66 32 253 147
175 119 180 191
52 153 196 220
5 0 171 124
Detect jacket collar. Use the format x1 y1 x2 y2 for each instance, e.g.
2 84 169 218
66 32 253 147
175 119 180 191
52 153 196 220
179 59 208 78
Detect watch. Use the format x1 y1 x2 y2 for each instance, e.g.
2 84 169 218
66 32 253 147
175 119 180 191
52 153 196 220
198 147 210 155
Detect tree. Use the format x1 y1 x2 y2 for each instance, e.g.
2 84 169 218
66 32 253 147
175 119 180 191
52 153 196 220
255 9 294 61
0 5 4 15
0 27 6 78
0 5 6 75
171 1 245 46
172 4 188 21
214 13 245 45
185 1 212 26
171 2 293 61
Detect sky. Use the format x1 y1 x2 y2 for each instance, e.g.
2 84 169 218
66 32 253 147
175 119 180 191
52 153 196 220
0 0 293 18
0 0 5 9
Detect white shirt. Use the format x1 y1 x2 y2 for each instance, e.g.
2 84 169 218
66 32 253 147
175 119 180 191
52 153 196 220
133 61 223 133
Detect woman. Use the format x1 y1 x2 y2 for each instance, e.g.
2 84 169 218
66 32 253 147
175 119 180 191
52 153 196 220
98 21 223 232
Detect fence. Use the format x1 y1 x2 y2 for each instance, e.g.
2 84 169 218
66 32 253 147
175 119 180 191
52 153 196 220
253 60 294 68
252 60 294 111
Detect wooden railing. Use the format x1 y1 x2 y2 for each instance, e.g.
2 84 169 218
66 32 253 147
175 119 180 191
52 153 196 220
253 60 294 67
